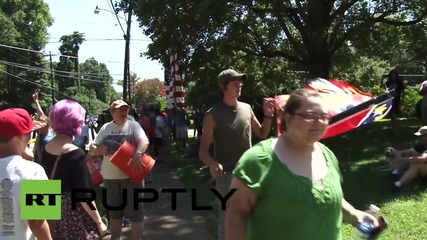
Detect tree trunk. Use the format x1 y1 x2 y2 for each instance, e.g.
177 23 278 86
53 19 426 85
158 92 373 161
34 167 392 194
305 37 331 79
306 56 331 79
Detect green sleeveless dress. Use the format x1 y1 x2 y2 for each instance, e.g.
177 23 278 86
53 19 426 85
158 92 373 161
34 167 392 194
233 138 343 240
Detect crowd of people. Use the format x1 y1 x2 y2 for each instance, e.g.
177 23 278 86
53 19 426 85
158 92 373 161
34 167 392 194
1 67 426 240
0 87 192 239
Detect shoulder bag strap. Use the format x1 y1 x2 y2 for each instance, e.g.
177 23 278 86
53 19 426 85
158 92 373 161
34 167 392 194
50 146 71 179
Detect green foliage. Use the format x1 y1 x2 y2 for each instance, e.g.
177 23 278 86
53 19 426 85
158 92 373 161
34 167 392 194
0 0 53 110
79 58 116 103
402 86 422 118
136 0 425 79
156 95 166 110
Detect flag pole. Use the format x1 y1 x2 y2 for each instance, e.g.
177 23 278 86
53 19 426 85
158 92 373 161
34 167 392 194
329 89 395 125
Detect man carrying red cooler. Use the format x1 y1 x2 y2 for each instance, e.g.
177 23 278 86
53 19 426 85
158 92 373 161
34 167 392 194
88 100 149 240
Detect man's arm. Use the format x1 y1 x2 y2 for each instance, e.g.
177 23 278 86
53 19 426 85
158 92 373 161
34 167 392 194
251 114 273 140
32 89 45 118
88 126 107 156
199 113 217 168
251 99 275 139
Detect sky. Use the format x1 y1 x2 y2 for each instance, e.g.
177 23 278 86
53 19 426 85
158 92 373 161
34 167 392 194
43 0 164 92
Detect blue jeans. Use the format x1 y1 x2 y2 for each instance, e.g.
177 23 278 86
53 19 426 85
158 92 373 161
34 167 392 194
215 173 233 240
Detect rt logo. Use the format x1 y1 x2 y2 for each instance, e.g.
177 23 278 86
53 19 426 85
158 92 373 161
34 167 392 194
20 180 62 220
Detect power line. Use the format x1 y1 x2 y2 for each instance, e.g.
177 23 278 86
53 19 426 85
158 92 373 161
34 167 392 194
0 43 45 55
52 20 126 25
0 43 79 59
47 38 150 43
0 60 123 85
0 59 123 76
0 43 140 65
0 67 74 99
108 0 126 38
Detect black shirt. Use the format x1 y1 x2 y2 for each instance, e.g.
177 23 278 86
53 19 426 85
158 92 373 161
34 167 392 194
385 78 405 99
413 144 427 154
41 148 90 195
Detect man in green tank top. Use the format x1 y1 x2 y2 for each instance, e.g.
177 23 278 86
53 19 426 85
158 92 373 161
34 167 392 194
199 68 275 240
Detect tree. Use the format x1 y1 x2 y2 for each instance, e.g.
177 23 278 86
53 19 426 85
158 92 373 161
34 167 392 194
55 31 85 94
0 0 53 110
135 0 425 79
133 78 165 107
79 58 116 103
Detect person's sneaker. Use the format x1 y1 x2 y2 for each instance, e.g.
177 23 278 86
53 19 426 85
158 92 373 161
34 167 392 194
122 218 131 227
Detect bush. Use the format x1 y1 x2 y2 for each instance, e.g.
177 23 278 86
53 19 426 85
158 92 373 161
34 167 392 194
401 86 422 118
366 85 421 118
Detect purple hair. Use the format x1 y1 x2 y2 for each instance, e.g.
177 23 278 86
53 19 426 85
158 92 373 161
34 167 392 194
49 100 86 137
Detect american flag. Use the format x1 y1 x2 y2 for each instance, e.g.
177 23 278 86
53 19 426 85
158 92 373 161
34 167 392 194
165 50 186 109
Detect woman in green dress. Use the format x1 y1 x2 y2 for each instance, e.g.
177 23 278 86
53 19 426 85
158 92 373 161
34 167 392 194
225 88 379 240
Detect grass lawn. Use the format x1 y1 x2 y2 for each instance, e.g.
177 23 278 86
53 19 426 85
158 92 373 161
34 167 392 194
323 118 427 239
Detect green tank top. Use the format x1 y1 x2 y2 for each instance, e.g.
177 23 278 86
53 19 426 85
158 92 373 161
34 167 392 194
233 138 343 240
208 101 253 172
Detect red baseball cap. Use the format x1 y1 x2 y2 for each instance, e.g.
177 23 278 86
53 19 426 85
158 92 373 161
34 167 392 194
0 108 34 138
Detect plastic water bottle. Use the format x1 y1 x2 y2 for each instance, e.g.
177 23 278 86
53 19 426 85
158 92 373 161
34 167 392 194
350 204 380 240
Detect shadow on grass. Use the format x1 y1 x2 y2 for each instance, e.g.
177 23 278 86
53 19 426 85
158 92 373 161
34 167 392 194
322 118 427 209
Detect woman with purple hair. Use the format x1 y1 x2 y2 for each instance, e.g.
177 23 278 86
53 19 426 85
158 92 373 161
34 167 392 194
41 99 108 239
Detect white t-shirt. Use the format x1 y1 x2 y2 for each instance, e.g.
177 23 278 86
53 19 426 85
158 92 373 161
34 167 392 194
93 120 149 179
155 116 164 138
0 155 48 240
419 80 427 105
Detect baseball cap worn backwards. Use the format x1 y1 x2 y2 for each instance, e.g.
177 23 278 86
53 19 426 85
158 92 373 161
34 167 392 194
110 100 130 110
217 69 247 85
414 126 427 136
0 108 34 138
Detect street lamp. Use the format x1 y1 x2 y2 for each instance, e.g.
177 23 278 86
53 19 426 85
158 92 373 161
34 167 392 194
94 5 100 14
94 4 133 104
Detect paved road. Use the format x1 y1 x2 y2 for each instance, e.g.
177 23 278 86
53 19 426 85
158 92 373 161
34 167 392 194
103 153 214 240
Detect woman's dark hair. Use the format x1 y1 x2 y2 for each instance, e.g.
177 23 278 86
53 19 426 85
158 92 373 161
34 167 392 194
388 70 399 81
281 88 321 132
283 88 321 114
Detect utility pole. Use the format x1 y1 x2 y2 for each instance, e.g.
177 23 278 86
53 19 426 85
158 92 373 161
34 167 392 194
49 51 54 105
122 3 132 102
124 1 133 104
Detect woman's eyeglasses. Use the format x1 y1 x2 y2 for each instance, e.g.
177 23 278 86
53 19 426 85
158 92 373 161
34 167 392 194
293 112 331 122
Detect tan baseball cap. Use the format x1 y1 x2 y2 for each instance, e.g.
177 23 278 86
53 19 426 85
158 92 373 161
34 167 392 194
217 69 247 85
414 126 427 136
110 100 130 110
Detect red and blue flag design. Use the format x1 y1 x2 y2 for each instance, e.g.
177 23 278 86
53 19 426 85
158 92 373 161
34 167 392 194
275 78 393 139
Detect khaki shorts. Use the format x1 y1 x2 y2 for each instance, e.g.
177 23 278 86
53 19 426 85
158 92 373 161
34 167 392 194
103 179 144 222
